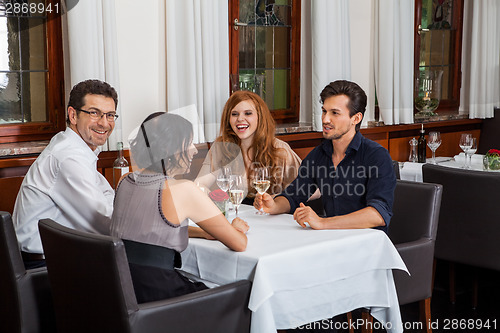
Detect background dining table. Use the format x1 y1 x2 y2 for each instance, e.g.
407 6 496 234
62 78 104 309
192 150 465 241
181 205 408 333
400 154 488 182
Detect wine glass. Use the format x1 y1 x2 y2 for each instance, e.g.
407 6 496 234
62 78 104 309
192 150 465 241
252 167 270 215
216 166 232 193
459 134 473 169
216 167 233 211
427 132 442 164
229 175 244 217
465 138 477 169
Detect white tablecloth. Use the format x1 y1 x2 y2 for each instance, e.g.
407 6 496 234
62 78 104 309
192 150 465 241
181 205 408 333
400 156 485 182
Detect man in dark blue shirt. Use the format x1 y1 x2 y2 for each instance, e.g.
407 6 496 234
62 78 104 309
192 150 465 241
254 80 396 232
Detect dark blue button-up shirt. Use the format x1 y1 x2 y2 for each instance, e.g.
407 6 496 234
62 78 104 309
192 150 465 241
279 131 396 233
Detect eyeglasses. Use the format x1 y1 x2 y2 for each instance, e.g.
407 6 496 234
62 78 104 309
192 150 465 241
75 108 119 122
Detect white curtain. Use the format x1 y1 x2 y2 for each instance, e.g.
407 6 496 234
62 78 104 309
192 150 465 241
165 0 229 143
66 0 121 151
460 0 500 119
305 0 351 132
373 0 414 125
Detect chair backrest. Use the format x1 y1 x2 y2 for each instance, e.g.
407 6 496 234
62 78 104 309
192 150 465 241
478 107 500 154
38 219 139 333
389 180 442 244
388 181 442 306
0 211 26 333
423 164 500 271
0 211 55 333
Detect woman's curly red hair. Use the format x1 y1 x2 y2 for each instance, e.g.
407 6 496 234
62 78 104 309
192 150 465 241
218 90 285 185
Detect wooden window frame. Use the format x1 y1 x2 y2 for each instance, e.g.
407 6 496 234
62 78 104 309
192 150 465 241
414 0 464 113
0 0 65 144
229 0 301 124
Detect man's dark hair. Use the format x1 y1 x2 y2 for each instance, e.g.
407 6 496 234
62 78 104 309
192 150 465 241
320 80 367 131
66 79 118 125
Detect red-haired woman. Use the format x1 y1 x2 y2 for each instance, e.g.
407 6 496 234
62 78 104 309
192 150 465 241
198 90 301 204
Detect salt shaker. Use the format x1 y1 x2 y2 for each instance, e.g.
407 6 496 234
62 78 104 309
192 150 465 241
409 138 418 162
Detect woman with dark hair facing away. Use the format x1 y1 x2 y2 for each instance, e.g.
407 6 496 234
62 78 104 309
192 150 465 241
110 112 248 303
197 90 302 204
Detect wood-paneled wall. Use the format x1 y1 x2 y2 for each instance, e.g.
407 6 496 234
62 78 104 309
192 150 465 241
377 119 482 161
277 119 482 162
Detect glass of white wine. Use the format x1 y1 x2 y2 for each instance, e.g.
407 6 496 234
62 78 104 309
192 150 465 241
229 175 244 217
252 167 270 215
216 166 233 211
216 166 232 193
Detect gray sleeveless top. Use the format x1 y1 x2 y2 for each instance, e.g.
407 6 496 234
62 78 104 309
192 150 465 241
110 172 189 252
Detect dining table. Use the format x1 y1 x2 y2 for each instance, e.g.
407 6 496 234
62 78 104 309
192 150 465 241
400 154 487 182
181 204 408 333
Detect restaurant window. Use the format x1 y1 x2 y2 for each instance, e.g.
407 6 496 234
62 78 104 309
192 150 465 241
229 0 300 124
0 0 65 144
414 0 464 112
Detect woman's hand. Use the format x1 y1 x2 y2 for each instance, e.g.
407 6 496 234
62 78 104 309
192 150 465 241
231 217 249 234
188 226 215 240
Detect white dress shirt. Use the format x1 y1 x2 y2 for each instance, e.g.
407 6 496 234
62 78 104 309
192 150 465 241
13 128 114 253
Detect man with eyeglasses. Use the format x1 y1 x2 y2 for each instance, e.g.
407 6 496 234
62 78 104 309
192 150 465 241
13 79 118 269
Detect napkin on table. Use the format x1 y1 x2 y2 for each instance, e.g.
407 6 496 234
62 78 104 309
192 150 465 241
400 162 424 182
453 152 484 164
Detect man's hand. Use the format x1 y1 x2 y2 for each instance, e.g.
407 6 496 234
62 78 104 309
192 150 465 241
253 192 275 213
293 203 324 229
231 217 249 234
